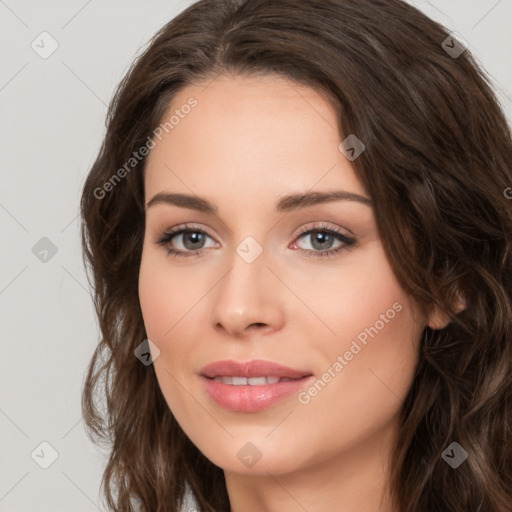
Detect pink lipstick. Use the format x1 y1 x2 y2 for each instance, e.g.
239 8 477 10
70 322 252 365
199 359 314 412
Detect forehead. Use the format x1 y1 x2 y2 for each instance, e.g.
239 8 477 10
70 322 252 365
144 73 367 208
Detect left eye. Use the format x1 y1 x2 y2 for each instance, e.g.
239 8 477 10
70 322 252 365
294 229 347 252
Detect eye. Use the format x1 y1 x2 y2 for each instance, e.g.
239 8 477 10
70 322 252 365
154 223 217 258
291 224 356 258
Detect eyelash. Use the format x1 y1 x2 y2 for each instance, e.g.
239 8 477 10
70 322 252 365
154 223 356 259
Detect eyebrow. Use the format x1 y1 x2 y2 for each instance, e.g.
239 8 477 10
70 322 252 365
145 190 372 213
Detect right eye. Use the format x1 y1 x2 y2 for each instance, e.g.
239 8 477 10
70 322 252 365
154 224 218 258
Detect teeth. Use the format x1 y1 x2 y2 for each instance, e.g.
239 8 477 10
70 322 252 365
212 376 291 385
247 377 267 385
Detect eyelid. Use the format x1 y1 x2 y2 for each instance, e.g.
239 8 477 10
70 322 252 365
153 222 215 242
294 222 354 238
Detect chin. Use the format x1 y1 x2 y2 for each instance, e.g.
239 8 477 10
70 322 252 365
199 436 310 476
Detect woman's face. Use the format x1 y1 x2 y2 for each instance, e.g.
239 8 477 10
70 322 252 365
139 73 426 476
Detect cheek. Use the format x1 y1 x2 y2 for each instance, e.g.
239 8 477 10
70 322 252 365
290 244 416 345
293 246 422 411
138 251 203 416
138 256 172 341
138 249 206 341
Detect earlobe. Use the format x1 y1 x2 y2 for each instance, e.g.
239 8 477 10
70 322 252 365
426 308 451 330
426 291 466 330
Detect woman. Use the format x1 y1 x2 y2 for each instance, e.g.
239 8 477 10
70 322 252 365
80 0 512 510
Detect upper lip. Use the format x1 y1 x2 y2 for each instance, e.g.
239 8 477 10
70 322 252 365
200 359 313 379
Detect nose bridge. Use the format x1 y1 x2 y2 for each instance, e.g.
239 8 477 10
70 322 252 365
210 236 284 335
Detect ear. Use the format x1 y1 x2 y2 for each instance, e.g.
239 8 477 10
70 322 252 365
427 291 466 330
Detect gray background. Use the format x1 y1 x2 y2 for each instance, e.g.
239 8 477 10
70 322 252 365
1 1 511 511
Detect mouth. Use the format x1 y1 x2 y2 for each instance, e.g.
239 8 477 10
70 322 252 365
199 359 314 412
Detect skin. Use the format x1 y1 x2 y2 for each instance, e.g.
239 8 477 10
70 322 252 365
138 73 447 512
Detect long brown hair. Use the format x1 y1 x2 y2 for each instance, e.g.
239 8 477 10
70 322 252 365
80 0 512 510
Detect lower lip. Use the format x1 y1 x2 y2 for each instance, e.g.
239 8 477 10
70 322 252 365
200 375 314 412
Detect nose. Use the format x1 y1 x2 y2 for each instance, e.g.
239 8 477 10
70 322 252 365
209 245 285 338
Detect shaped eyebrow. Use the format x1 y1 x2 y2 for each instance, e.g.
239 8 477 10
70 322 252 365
145 190 372 212
146 192 216 212
275 190 372 211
